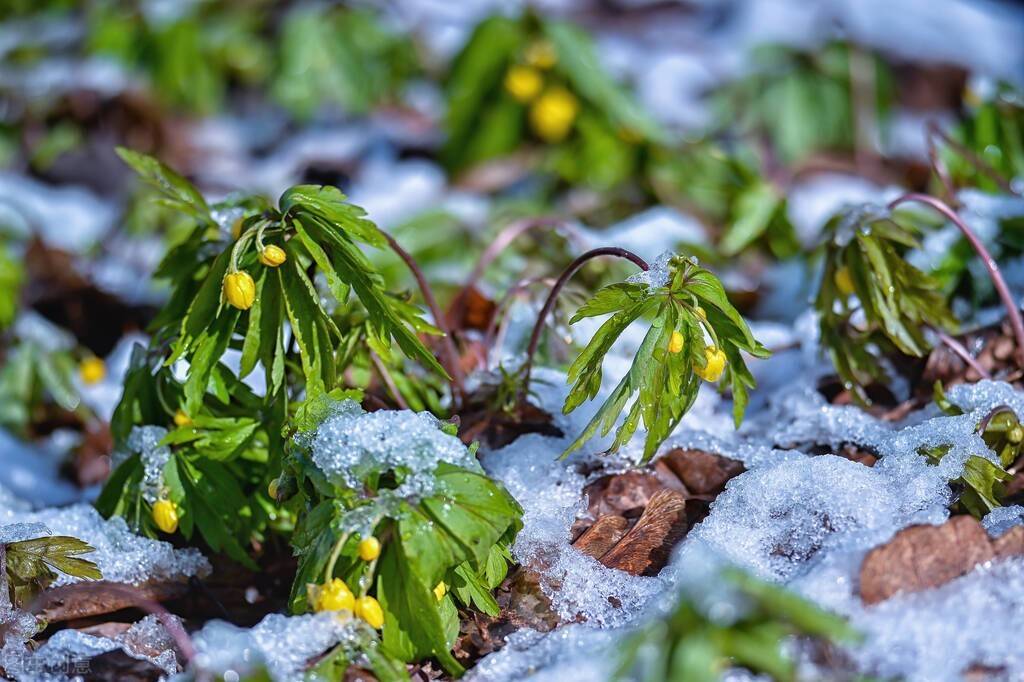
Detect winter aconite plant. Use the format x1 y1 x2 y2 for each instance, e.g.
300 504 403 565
281 399 522 677
815 204 958 403
100 148 448 562
556 253 769 461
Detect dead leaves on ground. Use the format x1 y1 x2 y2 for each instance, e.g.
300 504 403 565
860 515 1024 604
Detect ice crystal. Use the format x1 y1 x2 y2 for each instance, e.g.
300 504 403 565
304 399 479 500
190 612 368 682
115 425 172 504
0 504 209 586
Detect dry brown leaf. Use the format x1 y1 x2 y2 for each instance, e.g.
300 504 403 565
599 490 687 576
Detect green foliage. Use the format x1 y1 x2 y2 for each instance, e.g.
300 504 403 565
443 13 660 190
100 149 446 562
718 42 893 165
284 407 522 676
941 83 1024 192
0 239 23 330
616 567 859 682
815 206 958 404
0 341 81 436
274 5 417 119
649 141 800 260
923 384 1023 518
562 255 769 461
4 534 101 607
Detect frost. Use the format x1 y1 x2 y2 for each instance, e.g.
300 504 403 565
982 505 1024 537
0 504 209 586
0 615 180 681
190 612 368 682
305 399 479 501
849 557 1024 681
466 626 618 682
0 522 50 544
625 250 674 291
115 426 172 504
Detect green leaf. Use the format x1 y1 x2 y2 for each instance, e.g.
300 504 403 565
116 147 210 221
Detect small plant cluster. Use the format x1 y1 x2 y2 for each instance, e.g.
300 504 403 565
561 254 769 460
281 399 521 676
444 13 661 190
94 150 520 675
815 204 958 403
924 382 1024 518
616 566 859 682
2 533 100 609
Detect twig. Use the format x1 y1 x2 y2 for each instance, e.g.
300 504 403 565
520 248 649 397
933 328 991 380
369 350 410 410
461 216 584 298
381 231 465 401
889 193 1024 367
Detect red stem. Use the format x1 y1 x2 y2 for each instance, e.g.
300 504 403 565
382 232 465 400
889 193 1024 366
520 248 649 397
934 328 991 380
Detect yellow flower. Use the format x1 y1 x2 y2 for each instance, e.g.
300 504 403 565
173 409 192 427
833 266 855 296
267 478 279 500
354 595 384 629
259 245 287 267
79 357 106 385
357 536 381 562
668 331 684 354
525 40 557 69
313 578 355 613
223 271 256 310
504 65 543 103
434 581 447 601
529 87 579 143
694 346 727 382
152 499 179 534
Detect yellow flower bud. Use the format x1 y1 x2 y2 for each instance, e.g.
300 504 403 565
834 266 855 297
504 65 543 103
354 595 384 629
668 331 684 354
79 357 106 385
313 578 355 613
173 409 192 427
529 87 579 143
694 305 707 321
223 271 256 310
1010 425 1024 445
152 499 179 534
434 581 447 601
267 478 279 500
694 346 727 383
524 40 557 69
358 536 381 562
259 245 287 268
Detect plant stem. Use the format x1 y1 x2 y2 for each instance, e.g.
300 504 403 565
926 121 1018 196
889 192 1024 367
369 350 409 410
382 231 465 400
933 328 991 380
520 247 649 398
461 216 583 297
